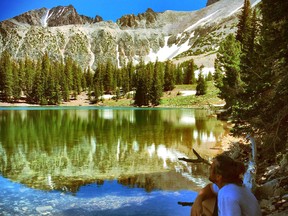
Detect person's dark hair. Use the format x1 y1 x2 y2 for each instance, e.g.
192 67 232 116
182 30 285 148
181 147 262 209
214 155 246 185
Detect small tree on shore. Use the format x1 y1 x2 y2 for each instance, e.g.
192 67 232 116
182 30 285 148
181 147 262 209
196 71 207 96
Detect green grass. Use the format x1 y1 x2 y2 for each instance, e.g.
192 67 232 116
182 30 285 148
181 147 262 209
101 82 225 108
160 82 224 108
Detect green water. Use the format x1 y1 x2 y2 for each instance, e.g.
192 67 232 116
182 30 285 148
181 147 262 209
0 107 228 215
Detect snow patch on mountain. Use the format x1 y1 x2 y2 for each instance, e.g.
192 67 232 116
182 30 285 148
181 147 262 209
184 9 220 32
41 9 50 27
147 36 191 62
228 5 243 17
56 7 66 17
116 45 121 68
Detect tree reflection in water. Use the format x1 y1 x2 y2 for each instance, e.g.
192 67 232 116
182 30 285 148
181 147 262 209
0 107 227 197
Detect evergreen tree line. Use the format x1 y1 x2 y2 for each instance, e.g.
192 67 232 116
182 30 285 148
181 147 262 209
0 52 83 105
89 58 211 106
214 0 288 151
0 51 211 106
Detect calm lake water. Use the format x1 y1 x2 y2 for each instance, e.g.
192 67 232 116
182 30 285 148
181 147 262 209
0 107 228 216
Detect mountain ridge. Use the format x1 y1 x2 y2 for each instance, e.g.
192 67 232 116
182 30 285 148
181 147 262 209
5 5 103 28
0 0 261 70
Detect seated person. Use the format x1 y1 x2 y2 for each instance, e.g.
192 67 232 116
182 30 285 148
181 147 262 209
191 155 262 216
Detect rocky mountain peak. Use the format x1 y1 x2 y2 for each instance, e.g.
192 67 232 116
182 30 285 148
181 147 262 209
116 8 158 28
12 8 47 26
5 5 103 27
41 5 93 27
94 15 103 23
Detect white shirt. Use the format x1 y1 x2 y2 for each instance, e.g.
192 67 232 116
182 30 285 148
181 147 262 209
212 183 262 216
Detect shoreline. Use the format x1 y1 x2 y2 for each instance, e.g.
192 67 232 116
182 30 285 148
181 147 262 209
0 92 93 107
0 90 225 108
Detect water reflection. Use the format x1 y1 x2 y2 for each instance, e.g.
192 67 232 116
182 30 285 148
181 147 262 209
0 107 227 195
0 175 197 216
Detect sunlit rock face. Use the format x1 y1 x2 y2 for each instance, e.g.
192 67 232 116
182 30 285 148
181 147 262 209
0 0 260 69
116 8 158 28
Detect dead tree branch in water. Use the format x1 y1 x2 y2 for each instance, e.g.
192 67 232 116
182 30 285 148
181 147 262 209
177 149 210 208
178 149 211 166
177 201 194 206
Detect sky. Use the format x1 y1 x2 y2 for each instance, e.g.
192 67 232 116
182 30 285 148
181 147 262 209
0 0 207 22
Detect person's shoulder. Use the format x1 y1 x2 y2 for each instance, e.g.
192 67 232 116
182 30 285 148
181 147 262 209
218 186 239 208
222 183 242 190
219 184 242 196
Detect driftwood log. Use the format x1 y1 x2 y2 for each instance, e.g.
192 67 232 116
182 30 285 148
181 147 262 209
177 201 194 206
243 134 258 192
178 149 211 166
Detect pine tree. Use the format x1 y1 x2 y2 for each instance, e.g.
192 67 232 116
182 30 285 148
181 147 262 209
206 71 213 81
92 62 104 103
229 0 288 152
232 8 261 130
184 59 196 84
103 60 114 93
150 60 163 106
23 57 36 103
32 54 47 104
236 0 252 44
213 58 224 90
215 34 242 109
47 61 55 104
49 61 62 105
84 68 93 99
134 59 149 106
114 67 122 91
0 51 13 102
196 71 207 96
163 60 175 91
33 60 44 104
12 61 21 101
58 61 69 102
17 59 25 98
72 62 82 98
175 64 183 84
63 57 73 101
239 7 260 88
81 69 88 91
121 65 129 94
127 60 135 91
255 0 288 148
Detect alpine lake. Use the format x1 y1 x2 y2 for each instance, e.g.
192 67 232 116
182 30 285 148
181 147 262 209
0 106 229 216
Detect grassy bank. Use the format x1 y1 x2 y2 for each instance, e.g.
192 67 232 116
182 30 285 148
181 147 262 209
101 81 225 108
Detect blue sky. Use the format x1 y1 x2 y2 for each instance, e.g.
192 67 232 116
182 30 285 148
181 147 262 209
0 0 207 22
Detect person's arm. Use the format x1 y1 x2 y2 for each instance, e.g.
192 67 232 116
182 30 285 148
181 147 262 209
190 183 217 216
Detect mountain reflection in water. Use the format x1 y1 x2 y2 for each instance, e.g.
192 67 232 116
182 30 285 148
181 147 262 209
0 107 228 215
